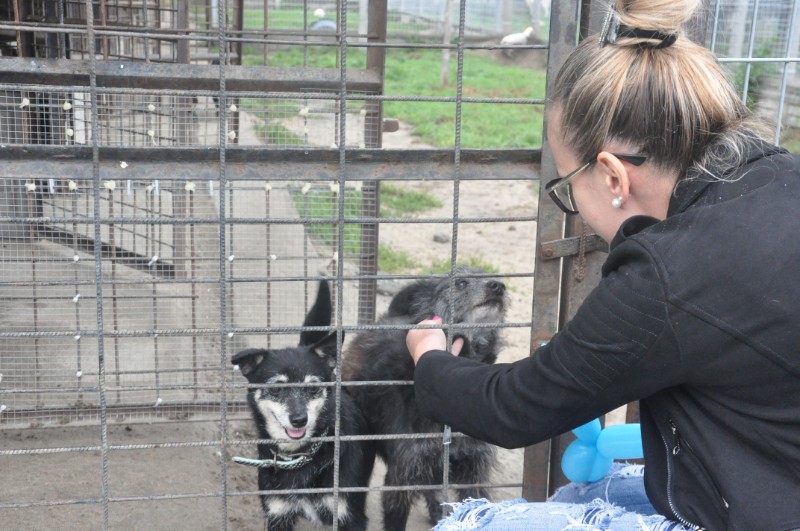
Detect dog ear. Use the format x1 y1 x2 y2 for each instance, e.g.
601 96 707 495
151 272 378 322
231 348 267 378
299 280 332 347
386 279 437 319
310 330 343 370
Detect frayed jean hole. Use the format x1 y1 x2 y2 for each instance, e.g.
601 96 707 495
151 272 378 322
610 464 645 479
434 498 528 530
581 499 626 529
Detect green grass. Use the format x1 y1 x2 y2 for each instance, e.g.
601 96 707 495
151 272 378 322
423 255 500 275
382 49 546 148
242 47 545 149
291 183 442 259
247 25 543 270
378 244 418 273
242 8 360 32
243 8 512 42
727 37 780 110
255 122 306 145
380 183 443 217
249 46 367 69
378 247 501 276
780 128 800 154
289 179 501 274
290 186 363 256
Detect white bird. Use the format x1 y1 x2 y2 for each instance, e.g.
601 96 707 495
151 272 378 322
500 26 534 58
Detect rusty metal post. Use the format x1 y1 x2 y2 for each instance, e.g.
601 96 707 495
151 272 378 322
13 0 35 57
357 0 387 325
522 0 582 502
176 0 190 63
233 0 243 65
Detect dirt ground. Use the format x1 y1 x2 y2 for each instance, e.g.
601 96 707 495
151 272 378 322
0 122 541 530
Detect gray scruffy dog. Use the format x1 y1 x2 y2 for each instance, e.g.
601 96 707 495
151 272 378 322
341 266 508 531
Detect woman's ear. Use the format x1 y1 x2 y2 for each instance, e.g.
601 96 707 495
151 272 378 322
596 152 631 203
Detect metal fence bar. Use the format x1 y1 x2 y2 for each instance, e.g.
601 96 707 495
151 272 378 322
214 0 231 526
80 0 111 523
773 0 800 144
0 79 547 105
333 0 349 527
741 0 761 103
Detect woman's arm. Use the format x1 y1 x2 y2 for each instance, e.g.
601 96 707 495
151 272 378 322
412 238 685 449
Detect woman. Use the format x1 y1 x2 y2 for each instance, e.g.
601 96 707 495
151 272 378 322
406 0 800 529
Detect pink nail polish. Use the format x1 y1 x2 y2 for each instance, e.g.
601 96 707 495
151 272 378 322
432 315 441 320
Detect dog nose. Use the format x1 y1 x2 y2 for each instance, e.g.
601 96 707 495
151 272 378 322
289 413 308 428
487 280 505 296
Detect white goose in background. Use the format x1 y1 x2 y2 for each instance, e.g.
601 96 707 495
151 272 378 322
500 26 534 58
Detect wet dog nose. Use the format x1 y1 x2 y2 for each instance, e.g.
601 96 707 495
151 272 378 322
487 280 505 296
289 413 308 428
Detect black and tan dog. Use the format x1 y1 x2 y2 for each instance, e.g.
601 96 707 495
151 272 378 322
232 280 374 531
342 267 509 530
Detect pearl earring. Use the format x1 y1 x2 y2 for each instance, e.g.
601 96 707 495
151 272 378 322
611 196 623 209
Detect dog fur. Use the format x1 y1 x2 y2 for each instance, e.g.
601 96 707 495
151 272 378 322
341 267 509 530
232 280 375 531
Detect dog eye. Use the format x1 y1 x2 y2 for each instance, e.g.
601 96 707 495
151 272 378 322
261 387 282 399
456 279 468 289
308 386 324 398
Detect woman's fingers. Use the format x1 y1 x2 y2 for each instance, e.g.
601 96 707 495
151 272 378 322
451 336 465 357
407 316 466 362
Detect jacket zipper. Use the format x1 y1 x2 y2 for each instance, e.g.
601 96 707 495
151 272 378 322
669 420 730 511
659 420 705 530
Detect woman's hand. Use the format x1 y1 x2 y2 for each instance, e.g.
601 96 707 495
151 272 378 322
406 316 465 365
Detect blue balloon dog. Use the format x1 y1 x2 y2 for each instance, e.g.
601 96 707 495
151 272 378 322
561 418 644 483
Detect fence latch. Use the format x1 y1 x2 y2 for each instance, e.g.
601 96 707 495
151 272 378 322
540 234 608 260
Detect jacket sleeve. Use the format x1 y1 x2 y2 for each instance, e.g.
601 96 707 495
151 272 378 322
413 237 687 449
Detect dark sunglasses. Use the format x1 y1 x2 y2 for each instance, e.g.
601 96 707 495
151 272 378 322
545 153 646 215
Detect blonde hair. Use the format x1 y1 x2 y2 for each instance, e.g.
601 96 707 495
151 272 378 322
551 0 770 181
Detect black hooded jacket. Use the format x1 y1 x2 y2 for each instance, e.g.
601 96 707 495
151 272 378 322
414 143 800 530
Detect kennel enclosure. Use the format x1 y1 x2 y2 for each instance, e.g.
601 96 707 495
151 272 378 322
2 0 799 528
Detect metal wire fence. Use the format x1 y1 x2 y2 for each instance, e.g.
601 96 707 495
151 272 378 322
1 0 798 529
1 0 539 527
709 0 800 144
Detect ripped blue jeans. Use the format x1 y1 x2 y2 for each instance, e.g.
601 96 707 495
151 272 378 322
434 464 690 530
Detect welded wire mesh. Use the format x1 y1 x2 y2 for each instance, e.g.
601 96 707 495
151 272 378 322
2 0 797 529
708 0 800 144
0 89 380 147
0 173 374 420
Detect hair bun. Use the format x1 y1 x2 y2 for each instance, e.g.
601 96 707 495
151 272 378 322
613 0 700 35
